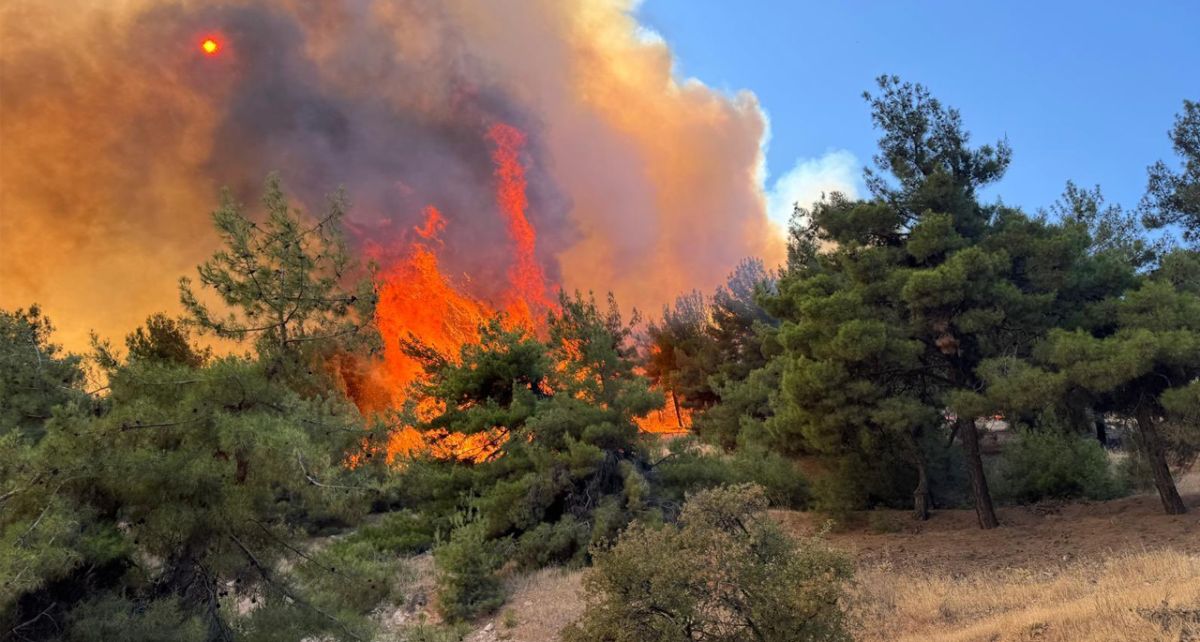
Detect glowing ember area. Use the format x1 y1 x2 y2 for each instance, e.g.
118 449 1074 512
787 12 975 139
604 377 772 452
635 389 692 434
200 38 219 55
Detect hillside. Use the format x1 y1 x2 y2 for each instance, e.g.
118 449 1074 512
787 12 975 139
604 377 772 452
392 472 1200 642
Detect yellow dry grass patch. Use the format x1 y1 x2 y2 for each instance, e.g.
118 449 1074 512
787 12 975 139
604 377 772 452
853 550 1200 642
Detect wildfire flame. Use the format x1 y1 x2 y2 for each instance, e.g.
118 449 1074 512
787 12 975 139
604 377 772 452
200 38 219 55
634 389 692 434
348 123 553 463
346 122 686 464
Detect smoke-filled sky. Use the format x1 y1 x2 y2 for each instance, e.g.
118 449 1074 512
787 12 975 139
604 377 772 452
3 0 854 350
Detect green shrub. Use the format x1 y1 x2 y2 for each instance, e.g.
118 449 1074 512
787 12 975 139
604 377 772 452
352 510 440 555
65 596 206 642
808 428 969 518
991 429 1128 503
512 514 590 569
389 620 472 642
656 439 810 509
295 537 402 615
433 523 506 622
562 484 852 642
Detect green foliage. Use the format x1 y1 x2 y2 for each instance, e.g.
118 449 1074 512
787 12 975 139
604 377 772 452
803 425 968 517
562 484 851 642
179 173 378 384
645 259 777 420
434 522 506 622
1143 99 1200 243
1000 262 1200 513
1049 181 1164 269
692 356 782 451
511 514 591 569
349 510 441 556
746 76 1141 527
64 596 206 642
125 313 210 368
0 306 88 440
392 620 472 642
294 537 403 615
396 293 665 586
2 177 394 639
990 428 1128 504
1 353 381 639
655 438 810 510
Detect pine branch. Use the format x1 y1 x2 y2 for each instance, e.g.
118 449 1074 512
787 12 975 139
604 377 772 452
228 532 364 641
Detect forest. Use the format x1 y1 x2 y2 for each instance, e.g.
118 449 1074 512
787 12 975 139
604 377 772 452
3 77 1199 641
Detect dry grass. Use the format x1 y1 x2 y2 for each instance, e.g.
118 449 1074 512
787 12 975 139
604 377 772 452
447 550 1200 642
852 550 1200 641
386 475 1200 641
464 567 584 642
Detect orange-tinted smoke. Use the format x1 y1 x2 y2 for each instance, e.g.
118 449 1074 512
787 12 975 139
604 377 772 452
0 0 784 356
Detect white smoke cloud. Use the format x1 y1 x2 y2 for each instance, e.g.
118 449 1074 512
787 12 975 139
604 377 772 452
765 149 860 232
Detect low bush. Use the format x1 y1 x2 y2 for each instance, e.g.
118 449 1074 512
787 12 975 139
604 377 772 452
352 510 441 556
656 438 811 509
295 537 402 615
562 484 852 642
991 429 1128 503
433 522 506 622
64 596 205 642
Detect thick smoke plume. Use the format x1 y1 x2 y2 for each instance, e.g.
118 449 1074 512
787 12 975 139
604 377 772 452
0 0 783 349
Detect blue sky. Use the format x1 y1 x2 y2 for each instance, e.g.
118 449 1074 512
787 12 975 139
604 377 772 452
636 1 1199 225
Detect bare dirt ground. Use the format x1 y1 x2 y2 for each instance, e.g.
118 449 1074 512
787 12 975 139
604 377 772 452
387 471 1200 641
778 478 1200 576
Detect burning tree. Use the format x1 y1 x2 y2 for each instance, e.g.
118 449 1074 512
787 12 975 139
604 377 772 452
393 292 665 620
643 258 779 441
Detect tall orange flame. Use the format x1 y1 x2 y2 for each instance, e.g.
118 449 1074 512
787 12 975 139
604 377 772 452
488 123 554 327
350 122 685 463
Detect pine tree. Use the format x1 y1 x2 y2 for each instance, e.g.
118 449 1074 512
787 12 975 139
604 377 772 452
180 173 377 385
644 259 778 435
1038 266 1199 514
1142 100 1200 243
763 78 1125 527
0 307 87 441
401 293 664 618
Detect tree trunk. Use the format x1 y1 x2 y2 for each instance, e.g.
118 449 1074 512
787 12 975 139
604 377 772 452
912 449 931 521
1094 415 1107 447
958 416 999 529
1135 403 1187 515
670 387 684 429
